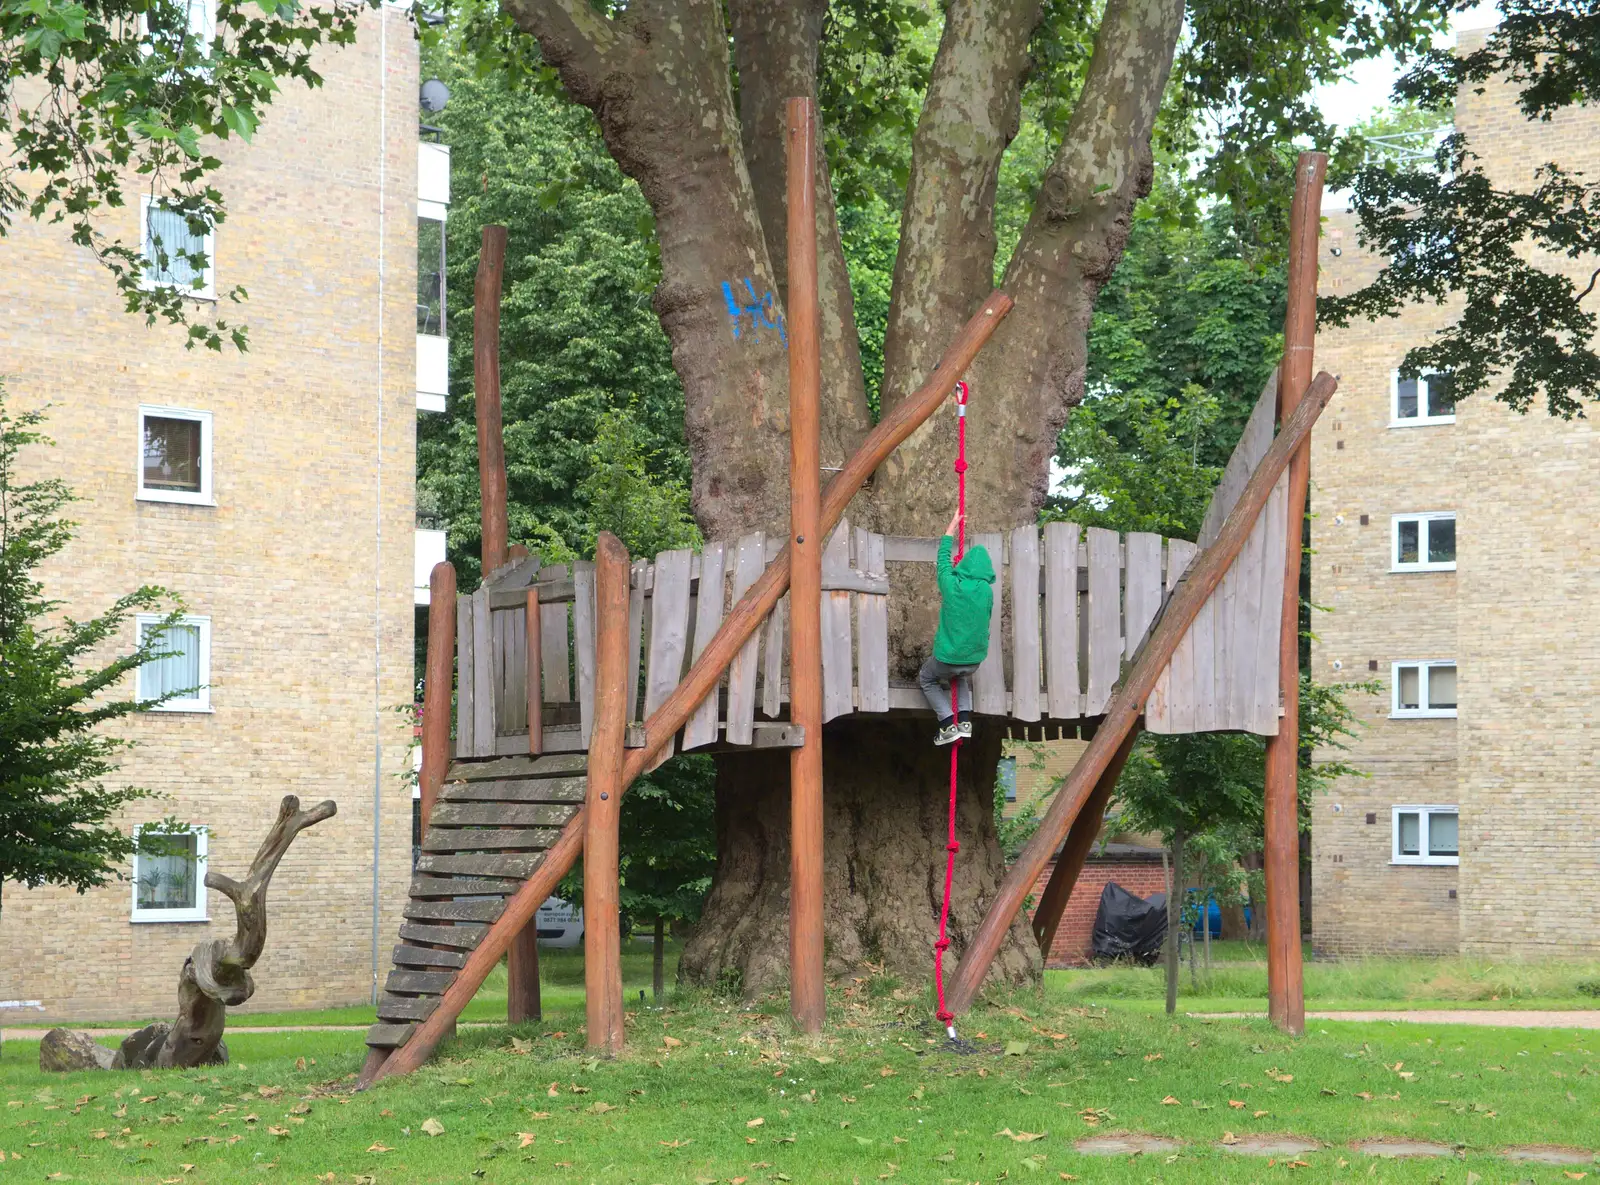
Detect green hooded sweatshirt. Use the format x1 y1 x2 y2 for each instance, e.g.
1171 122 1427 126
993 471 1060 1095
933 535 996 666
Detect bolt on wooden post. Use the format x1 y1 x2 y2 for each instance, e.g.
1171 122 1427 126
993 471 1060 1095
785 96 826 1035
1265 151 1326 1038
585 531 630 1054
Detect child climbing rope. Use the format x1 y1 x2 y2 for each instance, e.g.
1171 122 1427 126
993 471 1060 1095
919 505 996 745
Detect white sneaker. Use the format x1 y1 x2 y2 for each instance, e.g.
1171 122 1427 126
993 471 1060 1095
934 724 961 747
957 720 973 739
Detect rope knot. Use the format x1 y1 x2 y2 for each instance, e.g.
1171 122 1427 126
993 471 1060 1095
936 1009 954 1023
953 458 968 474
934 938 951 952
946 841 961 854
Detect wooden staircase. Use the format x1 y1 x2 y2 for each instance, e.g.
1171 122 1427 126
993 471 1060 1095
364 753 585 1053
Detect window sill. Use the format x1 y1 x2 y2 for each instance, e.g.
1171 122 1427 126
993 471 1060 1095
138 281 217 304
1389 858 1459 868
130 914 210 924
1389 564 1457 574
1390 710 1457 720
144 703 214 715
1388 418 1456 429
137 490 216 507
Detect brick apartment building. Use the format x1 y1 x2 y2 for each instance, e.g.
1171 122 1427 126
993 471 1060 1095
1310 30 1600 958
0 2 452 1020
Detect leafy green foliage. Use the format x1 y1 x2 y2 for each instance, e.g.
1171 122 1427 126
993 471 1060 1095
0 392 188 910
1326 1 1600 417
0 0 371 349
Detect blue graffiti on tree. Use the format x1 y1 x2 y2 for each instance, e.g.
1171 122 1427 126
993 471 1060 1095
721 278 787 347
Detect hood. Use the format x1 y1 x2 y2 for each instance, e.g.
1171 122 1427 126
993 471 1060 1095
955 544 996 583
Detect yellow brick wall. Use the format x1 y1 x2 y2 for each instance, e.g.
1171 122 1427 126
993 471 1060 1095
0 6 420 1021
1311 29 1600 958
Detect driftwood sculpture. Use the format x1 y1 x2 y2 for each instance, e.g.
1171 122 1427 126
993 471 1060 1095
41 795 335 1072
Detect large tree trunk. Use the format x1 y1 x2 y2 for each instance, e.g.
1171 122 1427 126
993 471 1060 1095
680 716 1038 995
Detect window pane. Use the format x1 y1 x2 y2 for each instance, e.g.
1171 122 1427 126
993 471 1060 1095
1396 377 1419 418
1427 664 1457 710
140 621 201 700
417 217 445 335
143 416 202 492
1425 373 1454 417
1428 811 1459 857
145 204 207 288
1398 666 1420 710
998 757 1018 803
1427 517 1456 564
1397 520 1420 565
1397 812 1420 856
137 833 198 910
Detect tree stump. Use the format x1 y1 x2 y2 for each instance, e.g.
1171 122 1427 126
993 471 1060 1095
117 795 336 1070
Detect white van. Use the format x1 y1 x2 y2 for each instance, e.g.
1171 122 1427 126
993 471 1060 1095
536 897 583 948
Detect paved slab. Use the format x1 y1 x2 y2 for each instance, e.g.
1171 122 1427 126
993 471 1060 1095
1194 1010 1600 1028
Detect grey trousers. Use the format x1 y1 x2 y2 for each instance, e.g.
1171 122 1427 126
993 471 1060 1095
919 656 979 720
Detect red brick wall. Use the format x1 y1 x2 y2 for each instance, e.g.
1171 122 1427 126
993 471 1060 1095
1027 858 1168 968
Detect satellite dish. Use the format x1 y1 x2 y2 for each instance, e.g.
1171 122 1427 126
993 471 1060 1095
420 79 450 113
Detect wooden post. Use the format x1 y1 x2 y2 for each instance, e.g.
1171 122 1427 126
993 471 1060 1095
786 96 825 1036
585 531 630 1055
418 562 456 836
1030 727 1139 957
362 296 1015 1088
1264 151 1326 1037
506 558 544 1024
525 589 543 756
475 225 510 579
943 371 1339 1017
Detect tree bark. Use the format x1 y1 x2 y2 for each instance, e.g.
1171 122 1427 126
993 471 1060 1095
680 717 1038 996
652 916 665 1000
1165 829 1183 1016
120 796 336 1070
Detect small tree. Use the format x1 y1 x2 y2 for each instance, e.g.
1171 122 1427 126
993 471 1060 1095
0 393 186 927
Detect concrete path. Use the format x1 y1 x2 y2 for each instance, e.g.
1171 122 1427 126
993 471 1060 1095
1196 1009 1600 1028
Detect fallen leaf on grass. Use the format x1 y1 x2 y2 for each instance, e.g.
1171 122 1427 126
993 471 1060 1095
547 1082 560 1098
995 1129 1046 1142
527 1111 551 1120
813 1055 835 1065
585 1101 616 1115
266 1126 290 1138
662 1036 683 1048
289 1102 311 1115
1221 1132 1239 1145
1266 1069 1293 1083
1144 1053 1163 1062
1228 1100 1245 1109
1320 1088 1338 1096
1005 1042 1030 1057
516 1132 536 1148
1355 1092 1374 1101
1161 1096 1181 1106
1253 1111 1269 1118
421 1117 445 1137
879 1066 897 1077
257 1086 282 1099
510 1037 533 1055
746 1117 765 1128
1563 1174 1587 1181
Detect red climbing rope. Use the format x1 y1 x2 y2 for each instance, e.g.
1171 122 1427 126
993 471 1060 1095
933 379 969 1039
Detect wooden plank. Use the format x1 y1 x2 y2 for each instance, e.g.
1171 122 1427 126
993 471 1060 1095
456 594 476 756
397 921 488 949
1084 527 1120 715
1253 476 1290 734
1199 370 1278 548
761 593 787 719
413 851 544 879
1124 532 1163 660
441 776 586 805
882 536 938 563
725 533 765 744
404 899 507 924
364 1023 417 1049
1216 494 1257 731
1190 545 1219 731
471 587 495 756
430 801 578 828
573 561 596 745
385 970 457 995
683 542 727 750
408 875 521 899
970 532 1006 715
446 755 587 782
1147 539 1198 733
643 548 694 763
1043 522 1080 720
378 994 441 1022
420 827 565 853
854 529 889 713
390 945 467 970
820 522 854 722
508 605 529 733
625 559 647 723
1010 524 1042 722
539 566 571 703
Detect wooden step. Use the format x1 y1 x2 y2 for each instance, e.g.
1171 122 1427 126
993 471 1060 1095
391 944 467 969
397 921 489 948
403 897 508 924
421 827 566 853
377 993 440 1022
385 969 457 994
365 1022 417 1049
439 776 586 805
445 754 586 783
408 874 523 899
414 851 545 879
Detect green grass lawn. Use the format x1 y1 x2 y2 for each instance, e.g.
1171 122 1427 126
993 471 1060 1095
5 979 1599 1184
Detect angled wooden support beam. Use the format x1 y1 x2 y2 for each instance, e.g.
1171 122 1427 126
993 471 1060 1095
944 369 1340 1017
585 532 630 1054
1265 151 1326 1037
786 96 826 1035
1030 726 1140 957
360 291 1015 1087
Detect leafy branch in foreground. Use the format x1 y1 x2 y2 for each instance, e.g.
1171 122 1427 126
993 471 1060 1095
1 0 373 350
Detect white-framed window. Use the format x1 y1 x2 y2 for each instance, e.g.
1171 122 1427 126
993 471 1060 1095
1391 805 1459 866
140 195 215 299
1390 370 1455 426
1391 660 1457 718
136 614 212 712
1391 512 1456 571
131 826 209 922
142 0 216 54
138 405 213 505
